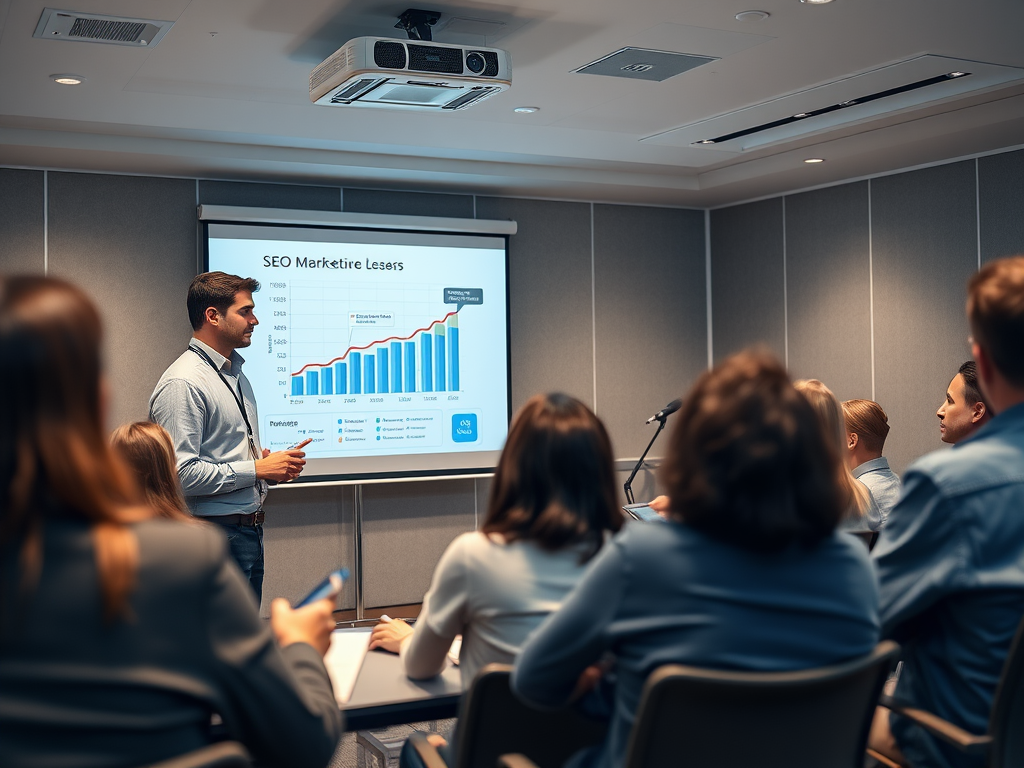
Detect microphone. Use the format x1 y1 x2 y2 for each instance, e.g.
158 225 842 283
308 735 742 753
645 398 682 424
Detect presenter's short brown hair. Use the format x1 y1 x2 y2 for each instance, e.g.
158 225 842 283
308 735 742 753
660 349 845 552
841 399 890 454
968 256 1024 388
187 272 260 331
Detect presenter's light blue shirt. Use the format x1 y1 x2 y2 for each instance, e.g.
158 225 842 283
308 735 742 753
873 402 1024 768
852 457 901 528
149 338 267 517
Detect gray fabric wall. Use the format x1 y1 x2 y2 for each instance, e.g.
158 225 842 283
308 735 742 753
0 174 707 614
708 148 1024 477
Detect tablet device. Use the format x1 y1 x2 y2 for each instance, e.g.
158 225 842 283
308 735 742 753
622 503 664 523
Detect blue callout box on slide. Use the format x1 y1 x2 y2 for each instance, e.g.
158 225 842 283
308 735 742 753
452 414 478 442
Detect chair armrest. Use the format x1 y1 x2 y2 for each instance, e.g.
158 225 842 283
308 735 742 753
879 695 992 755
405 732 451 768
498 754 541 768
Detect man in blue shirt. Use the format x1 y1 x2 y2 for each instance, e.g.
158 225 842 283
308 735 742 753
150 272 309 602
842 398 900 528
870 256 1024 768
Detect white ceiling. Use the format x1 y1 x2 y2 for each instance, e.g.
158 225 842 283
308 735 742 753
1 0 1023 207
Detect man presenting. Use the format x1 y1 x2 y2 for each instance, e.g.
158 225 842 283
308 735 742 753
936 360 991 444
151 272 309 603
870 256 1024 768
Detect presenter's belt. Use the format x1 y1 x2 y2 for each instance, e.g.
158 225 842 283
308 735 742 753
204 510 265 526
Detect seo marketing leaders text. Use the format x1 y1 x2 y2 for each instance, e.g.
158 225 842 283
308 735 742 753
200 206 513 483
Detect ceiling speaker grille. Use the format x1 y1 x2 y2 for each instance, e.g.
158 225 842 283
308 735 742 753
68 18 147 42
33 8 173 47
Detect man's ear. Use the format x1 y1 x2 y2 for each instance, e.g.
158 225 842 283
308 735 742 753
972 400 987 424
847 432 858 451
204 306 220 327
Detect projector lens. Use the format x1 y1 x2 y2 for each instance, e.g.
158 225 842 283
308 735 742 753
466 52 486 74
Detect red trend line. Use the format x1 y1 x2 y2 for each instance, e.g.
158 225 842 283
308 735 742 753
290 310 458 376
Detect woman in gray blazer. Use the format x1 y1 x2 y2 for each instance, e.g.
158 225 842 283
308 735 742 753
0 275 343 768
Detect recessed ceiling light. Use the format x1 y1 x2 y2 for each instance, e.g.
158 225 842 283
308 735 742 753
792 112 809 118
804 157 825 164
50 73 85 85
514 106 539 113
948 71 967 78
698 139 715 145
735 10 770 21
800 0 835 4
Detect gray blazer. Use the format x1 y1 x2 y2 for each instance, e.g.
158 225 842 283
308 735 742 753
0 517 343 768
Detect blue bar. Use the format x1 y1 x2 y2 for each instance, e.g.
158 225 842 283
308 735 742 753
449 327 459 391
365 356 375 394
335 363 347 395
306 370 319 396
405 342 416 392
391 342 402 393
421 332 433 392
351 352 362 394
291 376 303 396
435 333 446 392
378 349 389 394
322 368 333 395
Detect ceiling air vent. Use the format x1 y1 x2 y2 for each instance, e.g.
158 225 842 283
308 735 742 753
642 55 1024 152
577 47 717 83
33 8 174 47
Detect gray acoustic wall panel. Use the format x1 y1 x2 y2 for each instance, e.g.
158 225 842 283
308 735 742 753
262 484 356 616
47 173 197 429
475 197 595 411
871 161 978 475
710 198 785 363
979 150 1024 264
343 188 474 219
360 479 476 608
785 182 872 401
593 204 706 461
199 180 342 212
0 169 45 274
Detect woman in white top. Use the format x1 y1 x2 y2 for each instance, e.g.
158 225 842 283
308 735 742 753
369 392 624 688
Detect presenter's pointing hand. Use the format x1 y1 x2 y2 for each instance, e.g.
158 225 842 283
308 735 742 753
255 449 307 482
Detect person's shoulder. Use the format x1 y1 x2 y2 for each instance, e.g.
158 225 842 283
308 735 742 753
907 428 1024 497
153 348 206 388
133 518 227 580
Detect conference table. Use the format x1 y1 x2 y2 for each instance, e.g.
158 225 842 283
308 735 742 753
333 627 463 731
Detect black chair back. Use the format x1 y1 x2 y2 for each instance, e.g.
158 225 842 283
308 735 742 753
142 741 250 768
453 664 605 768
988 612 1024 768
624 641 899 768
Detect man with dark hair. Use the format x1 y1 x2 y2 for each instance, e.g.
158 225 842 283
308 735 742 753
936 360 991 444
870 256 1024 768
150 272 309 602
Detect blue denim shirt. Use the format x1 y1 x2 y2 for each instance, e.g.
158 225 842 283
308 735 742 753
149 338 267 517
873 402 1024 768
853 457 901 529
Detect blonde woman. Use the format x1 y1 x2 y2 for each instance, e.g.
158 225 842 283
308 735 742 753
111 421 193 522
795 379 881 531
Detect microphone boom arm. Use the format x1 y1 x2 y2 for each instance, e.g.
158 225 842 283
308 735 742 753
623 417 667 505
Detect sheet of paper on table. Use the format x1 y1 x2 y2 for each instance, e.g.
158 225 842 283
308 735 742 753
323 628 372 705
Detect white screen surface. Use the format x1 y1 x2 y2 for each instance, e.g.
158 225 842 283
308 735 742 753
206 222 510 481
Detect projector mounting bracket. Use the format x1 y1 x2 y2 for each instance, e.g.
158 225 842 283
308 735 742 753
394 8 441 41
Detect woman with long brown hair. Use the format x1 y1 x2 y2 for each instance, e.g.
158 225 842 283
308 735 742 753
110 421 193 522
369 392 624 688
0 275 342 768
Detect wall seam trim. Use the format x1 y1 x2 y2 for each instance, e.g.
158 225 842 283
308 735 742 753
868 179 876 402
975 158 981 269
782 197 788 368
590 202 598 411
43 171 48 275
705 209 713 369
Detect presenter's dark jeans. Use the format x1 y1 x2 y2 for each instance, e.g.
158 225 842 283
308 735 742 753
216 522 264 605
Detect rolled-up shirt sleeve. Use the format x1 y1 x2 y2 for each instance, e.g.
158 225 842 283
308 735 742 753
150 378 258 496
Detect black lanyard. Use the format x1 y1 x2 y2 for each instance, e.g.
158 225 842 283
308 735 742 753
190 344 260 462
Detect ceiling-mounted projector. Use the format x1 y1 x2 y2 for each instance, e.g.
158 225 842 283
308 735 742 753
310 36 512 111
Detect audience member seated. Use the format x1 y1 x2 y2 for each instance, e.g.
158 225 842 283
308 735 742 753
512 350 880 768
369 392 623 689
796 379 882 532
936 360 991 444
842 399 900 527
870 256 1024 768
0 276 343 768
111 421 193 522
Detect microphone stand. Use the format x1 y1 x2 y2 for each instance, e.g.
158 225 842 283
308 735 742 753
623 416 668 505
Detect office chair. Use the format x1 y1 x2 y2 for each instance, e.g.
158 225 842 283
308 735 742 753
501 641 899 768
876 611 1024 768
403 663 605 768
142 741 250 768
